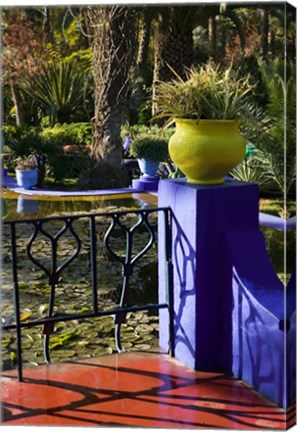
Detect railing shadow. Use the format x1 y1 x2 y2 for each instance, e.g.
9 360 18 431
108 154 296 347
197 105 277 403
228 229 296 408
2 358 288 429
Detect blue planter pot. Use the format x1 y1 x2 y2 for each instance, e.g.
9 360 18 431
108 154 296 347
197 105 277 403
138 158 159 177
15 169 38 189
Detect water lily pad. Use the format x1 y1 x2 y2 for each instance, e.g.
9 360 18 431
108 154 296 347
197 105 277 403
136 324 154 334
51 349 76 359
121 333 141 342
2 338 12 347
132 343 151 351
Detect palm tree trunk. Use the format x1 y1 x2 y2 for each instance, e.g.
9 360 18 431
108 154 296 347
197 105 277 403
10 81 24 126
130 9 152 124
152 6 194 117
260 8 269 61
78 6 136 189
208 14 217 61
86 6 136 167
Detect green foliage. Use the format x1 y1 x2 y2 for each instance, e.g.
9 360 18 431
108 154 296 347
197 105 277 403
235 61 296 197
154 62 255 123
257 61 296 195
121 124 174 141
159 161 185 179
22 59 91 125
130 133 169 162
3 123 91 181
64 49 93 74
40 123 92 147
231 149 273 191
3 125 46 157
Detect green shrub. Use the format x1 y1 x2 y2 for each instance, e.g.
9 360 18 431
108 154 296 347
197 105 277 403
121 124 162 141
130 133 169 162
2 123 91 181
40 123 92 148
3 125 44 157
121 124 175 144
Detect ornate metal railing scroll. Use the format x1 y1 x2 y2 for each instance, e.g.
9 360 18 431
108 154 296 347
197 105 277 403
2 207 173 381
26 218 81 363
104 211 156 352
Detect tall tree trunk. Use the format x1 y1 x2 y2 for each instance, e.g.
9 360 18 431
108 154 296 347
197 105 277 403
260 8 269 61
130 8 152 124
79 6 136 189
208 14 217 61
43 6 54 44
152 6 194 117
10 81 24 126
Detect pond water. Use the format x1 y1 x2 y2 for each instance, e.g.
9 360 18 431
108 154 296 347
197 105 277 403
1 192 161 371
2 190 157 221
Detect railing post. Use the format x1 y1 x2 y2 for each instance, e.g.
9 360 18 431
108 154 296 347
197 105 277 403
10 223 23 381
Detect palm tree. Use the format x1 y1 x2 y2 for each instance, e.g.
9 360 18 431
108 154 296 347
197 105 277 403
79 5 136 189
129 7 153 124
152 6 196 116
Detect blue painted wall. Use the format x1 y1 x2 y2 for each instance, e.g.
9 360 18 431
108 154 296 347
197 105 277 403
158 178 295 409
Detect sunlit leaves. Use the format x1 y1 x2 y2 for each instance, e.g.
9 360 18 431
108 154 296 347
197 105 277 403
154 61 255 121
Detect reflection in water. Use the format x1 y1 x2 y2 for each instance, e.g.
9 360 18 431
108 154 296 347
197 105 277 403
1 198 7 219
4 195 154 221
17 196 39 214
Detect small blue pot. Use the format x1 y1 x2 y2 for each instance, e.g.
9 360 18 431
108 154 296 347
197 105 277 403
138 158 159 177
15 169 38 189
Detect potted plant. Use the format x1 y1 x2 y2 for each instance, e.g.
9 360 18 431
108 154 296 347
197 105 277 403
129 133 169 177
153 62 255 184
15 155 38 189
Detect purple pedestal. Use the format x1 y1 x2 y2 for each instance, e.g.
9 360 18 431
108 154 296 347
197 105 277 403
158 178 294 408
158 178 259 371
132 175 159 192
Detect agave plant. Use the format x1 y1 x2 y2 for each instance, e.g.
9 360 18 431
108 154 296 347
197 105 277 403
153 62 255 124
23 60 90 125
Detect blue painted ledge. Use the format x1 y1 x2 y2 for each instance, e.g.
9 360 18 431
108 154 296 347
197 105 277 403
259 212 296 231
2 174 140 197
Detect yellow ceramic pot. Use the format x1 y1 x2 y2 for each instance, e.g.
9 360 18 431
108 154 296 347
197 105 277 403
169 119 246 184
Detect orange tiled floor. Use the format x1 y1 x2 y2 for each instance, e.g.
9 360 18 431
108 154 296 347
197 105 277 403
1 351 295 429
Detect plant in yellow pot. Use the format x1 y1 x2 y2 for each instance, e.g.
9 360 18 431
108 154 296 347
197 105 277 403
154 62 255 184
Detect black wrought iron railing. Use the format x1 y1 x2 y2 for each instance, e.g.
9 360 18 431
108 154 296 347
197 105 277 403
2 207 174 381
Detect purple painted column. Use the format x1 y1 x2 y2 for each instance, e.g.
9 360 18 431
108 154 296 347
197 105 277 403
158 178 259 371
